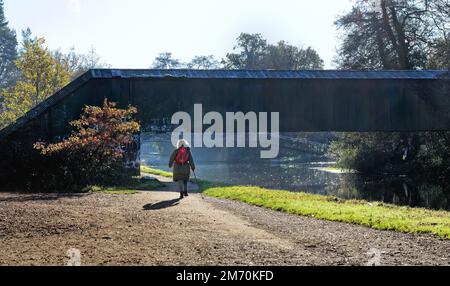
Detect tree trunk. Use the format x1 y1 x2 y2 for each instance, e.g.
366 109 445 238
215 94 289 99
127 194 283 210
388 2 411 69
372 15 391 69
380 0 411 69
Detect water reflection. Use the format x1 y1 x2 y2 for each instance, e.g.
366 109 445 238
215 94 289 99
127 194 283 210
141 133 450 211
329 175 450 211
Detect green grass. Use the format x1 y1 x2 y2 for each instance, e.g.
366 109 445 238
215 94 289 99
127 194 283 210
85 177 166 195
141 165 173 178
135 167 450 239
197 179 226 191
203 185 450 239
88 186 140 195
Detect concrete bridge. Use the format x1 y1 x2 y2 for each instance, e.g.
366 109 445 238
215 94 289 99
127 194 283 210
0 69 448 182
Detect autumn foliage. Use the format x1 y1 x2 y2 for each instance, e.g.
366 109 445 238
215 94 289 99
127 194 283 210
34 99 140 188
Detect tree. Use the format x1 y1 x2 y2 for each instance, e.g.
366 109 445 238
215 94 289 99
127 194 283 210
0 30 71 128
223 33 324 70
0 0 18 89
223 33 268 69
53 47 110 80
34 99 140 187
428 38 450 69
152 52 183 69
331 0 450 177
187 55 220 69
81 47 110 70
426 0 450 70
263 42 324 70
335 0 450 70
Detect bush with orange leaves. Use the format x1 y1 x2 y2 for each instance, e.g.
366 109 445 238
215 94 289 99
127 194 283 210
34 99 140 188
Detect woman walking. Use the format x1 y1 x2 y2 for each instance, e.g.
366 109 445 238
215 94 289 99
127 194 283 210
169 139 196 199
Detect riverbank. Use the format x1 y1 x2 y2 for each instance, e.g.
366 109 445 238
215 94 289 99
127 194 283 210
1 180 449 265
142 166 450 240
141 166 173 178
204 186 450 239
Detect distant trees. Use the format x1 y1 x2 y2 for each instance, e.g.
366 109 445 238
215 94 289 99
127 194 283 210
223 33 268 69
152 52 183 69
264 43 324 70
152 33 324 70
0 0 18 89
152 53 220 69
187 55 220 69
53 47 110 79
223 33 324 70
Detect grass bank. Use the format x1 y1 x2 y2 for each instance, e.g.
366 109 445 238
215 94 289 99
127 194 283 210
203 185 450 239
139 166 450 239
85 177 165 195
141 166 173 178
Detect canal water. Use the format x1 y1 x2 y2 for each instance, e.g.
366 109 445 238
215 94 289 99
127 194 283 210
141 133 450 211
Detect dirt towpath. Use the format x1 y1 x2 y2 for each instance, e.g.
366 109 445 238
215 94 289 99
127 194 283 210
0 176 449 266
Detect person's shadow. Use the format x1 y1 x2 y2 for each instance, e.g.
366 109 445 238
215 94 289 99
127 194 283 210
143 198 181 211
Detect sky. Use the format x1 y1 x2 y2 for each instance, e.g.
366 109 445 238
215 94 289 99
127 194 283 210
4 0 355 69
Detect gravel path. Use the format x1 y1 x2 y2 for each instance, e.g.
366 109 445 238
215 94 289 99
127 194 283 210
0 179 448 266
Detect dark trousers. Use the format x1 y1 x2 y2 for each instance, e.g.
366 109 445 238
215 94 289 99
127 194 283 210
178 180 188 194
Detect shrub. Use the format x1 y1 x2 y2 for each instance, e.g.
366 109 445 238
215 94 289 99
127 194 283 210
34 99 140 189
328 132 450 176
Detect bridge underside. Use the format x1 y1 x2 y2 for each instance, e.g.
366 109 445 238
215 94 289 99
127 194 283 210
0 69 448 185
